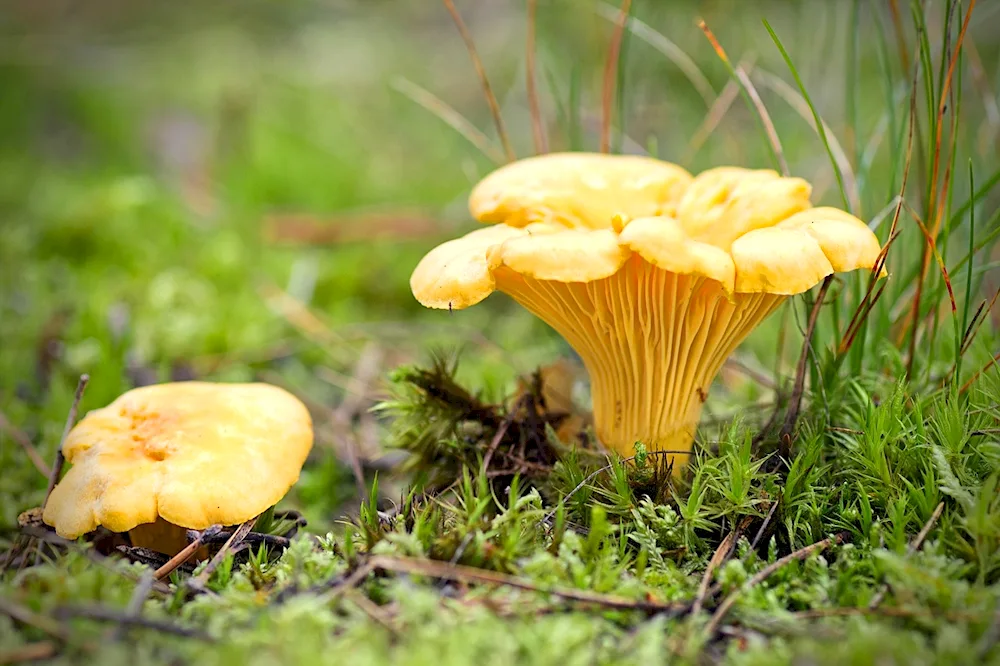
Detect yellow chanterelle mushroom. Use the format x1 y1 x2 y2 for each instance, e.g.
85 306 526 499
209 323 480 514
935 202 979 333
42 381 313 553
411 152 885 471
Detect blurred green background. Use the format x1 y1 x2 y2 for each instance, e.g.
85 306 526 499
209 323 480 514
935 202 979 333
2 0 998 532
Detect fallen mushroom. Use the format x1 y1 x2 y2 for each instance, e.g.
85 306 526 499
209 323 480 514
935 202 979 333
42 381 313 554
411 152 885 471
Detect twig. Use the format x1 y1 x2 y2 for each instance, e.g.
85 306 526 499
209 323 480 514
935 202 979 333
42 374 89 510
960 351 1000 394
368 555 681 613
525 0 546 154
108 571 155 641
0 598 69 642
481 396 524 474
868 501 945 610
749 499 780 551
53 605 212 640
199 529 290 550
692 528 739 616
793 606 981 622
0 411 49 477
345 590 397 634
315 560 379 602
441 0 515 162
778 277 833 458
600 0 632 153
704 533 844 637
0 641 58 665
153 526 221 581
187 518 257 593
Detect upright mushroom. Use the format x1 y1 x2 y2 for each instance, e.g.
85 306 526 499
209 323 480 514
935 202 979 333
411 152 884 471
42 381 313 553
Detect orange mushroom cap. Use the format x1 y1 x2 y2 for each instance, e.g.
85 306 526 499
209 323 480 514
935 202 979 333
42 381 313 539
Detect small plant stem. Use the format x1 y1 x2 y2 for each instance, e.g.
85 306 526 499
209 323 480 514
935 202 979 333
779 277 833 457
42 374 89 510
704 533 844 637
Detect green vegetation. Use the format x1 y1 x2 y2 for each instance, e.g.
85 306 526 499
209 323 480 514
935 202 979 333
2 1 999 664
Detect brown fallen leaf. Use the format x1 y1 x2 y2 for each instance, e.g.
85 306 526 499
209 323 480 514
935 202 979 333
263 209 449 246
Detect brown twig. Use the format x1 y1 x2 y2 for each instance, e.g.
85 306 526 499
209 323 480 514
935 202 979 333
778 277 833 458
792 606 981 622
0 599 69 642
199 529 290 550
42 374 89 510
704 533 844 637
187 518 257 593
0 641 58 665
599 0 632 153
0 411 49 477
53 605 211 640
369 555 680 612
960 286 1000 356
868 501 945 610
692 527 739 616
961 351 1000 394
345 589 397 634
108 571 155 641
315 560 379 602
749 499 780 551
525 0 546 154
441 0 515 162
153 526 221 581
481 395 525 475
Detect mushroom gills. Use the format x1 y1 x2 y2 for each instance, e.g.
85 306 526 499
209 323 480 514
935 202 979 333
494 257 783 469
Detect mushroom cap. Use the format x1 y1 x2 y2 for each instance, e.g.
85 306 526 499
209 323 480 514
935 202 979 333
42 381 313 539
469 152 694 229
411 153 885 307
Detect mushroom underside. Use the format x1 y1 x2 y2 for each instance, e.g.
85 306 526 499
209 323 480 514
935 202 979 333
494 256 784 469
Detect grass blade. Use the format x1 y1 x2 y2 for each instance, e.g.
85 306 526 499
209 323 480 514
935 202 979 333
698 19 787 175
762 19 853 212
597 3 715 107
600 0 633 154
525 0 547 154
442 0 516 162
390 78 506 164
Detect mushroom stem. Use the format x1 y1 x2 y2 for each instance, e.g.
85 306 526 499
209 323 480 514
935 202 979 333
495 258 783 470
129 518 201 557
